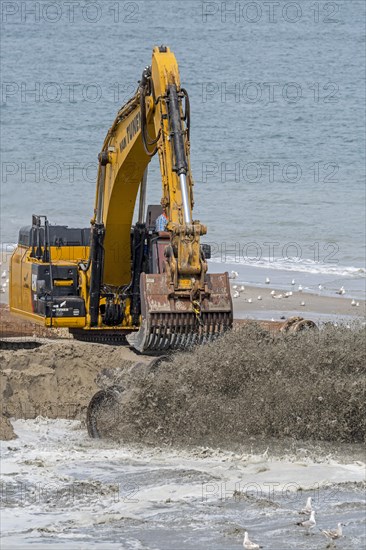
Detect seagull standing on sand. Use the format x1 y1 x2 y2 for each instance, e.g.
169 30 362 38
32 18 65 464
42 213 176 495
1 271 6 279
233 290 240 299
240 285 245 292
299 496 313 514
243 531 260 549
297 510 316 531
229 271 239 280
298 285 303 292
351 299 356 306
321 523 343 542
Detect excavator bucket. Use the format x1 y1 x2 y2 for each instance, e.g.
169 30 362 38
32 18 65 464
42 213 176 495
127 272 233 353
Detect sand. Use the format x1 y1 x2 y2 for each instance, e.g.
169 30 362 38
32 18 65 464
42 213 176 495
230 285 366 320
93 323 366 446
1 255 365 443
0 339 152 421
0 414 16 440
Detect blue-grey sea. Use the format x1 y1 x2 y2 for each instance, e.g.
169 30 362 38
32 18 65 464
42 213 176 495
1 0 365 294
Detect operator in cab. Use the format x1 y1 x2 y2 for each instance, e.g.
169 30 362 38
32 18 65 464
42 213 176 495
155 202 168 232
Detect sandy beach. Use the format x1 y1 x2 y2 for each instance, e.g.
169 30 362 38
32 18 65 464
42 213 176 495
229 283 366 322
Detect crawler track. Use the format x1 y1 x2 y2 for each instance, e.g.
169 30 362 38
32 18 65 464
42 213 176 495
0 338 46 350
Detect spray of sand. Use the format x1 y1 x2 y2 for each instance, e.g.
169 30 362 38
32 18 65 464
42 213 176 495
100 323 366 445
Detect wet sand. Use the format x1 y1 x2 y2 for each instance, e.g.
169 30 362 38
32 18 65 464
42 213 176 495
229 284 366 321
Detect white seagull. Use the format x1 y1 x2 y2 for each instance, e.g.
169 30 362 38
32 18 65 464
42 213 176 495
299 496 313 514
243 531 260 549
265 277 270 284
351 299 356 306
247 298 252 303
233 285 238 290
300 301 305 306
297 510 316 531
257 295 262 301
1 271 6 279
270 290 276 296
229 271 239 279
298 284 303 292
233 290 240 299
321 522 343 541
318 284 322 290
240 285 245 292
291 279 295 285
336 286 345 295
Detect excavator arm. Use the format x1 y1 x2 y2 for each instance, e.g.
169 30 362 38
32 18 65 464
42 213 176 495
81 46 233 351
90 47 200 290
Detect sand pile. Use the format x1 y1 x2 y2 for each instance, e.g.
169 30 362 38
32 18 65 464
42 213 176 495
1 324 365 445
0 414 16 440
100 323 366 445
0 341 140 422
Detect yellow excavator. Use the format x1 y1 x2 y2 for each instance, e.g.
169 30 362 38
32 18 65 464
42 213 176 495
10 46 233 352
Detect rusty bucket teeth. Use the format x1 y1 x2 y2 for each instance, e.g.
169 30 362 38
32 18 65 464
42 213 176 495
127 311 233 353
126 272 233 354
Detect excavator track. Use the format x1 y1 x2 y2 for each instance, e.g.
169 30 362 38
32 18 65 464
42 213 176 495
0 338 46 351
70 329 129 345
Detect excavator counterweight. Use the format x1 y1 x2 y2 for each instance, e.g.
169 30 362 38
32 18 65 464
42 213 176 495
9 46 233 352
